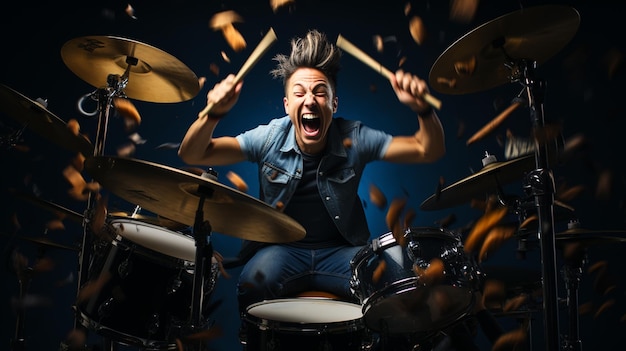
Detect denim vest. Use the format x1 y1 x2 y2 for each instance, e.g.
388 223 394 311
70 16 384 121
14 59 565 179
236 116 392 247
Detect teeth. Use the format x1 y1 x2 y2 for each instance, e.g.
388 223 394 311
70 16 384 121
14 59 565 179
302 114 318 120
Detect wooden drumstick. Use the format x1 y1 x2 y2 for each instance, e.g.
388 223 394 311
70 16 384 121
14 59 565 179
336 34 441 110
198 27 278 119
466 100 523 145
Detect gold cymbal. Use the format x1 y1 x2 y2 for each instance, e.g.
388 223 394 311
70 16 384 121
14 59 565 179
61 36 200 103
0 84 94 156
420 155 535 211
84 156 306 243
430 5 580 94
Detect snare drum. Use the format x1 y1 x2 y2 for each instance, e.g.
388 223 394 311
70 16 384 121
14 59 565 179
243 298 370 351
350 227 480 335
76 219 217 350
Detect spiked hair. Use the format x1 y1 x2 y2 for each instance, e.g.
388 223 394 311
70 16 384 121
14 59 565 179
270 29 341 93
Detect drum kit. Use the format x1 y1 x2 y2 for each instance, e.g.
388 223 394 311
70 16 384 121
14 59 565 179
2 4 625 351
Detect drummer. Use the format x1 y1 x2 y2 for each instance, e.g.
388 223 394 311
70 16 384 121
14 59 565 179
179 28 444 339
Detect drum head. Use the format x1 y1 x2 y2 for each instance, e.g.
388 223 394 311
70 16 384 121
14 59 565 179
247 298 363 324
110 219 195 262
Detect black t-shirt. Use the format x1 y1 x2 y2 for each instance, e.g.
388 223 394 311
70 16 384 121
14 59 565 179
284 151 347 248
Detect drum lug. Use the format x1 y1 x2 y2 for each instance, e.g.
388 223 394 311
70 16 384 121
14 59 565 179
146 313 161 336
167 275 182 294
97 297 114 319
118 258 132 278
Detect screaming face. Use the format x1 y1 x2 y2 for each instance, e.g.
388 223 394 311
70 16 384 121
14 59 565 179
284 67 337 155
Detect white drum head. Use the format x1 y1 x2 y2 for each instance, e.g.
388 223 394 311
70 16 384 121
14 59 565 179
110 219 195 262
247 298 363 324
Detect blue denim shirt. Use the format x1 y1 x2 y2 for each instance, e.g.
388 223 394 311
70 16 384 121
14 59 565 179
236 116 392 246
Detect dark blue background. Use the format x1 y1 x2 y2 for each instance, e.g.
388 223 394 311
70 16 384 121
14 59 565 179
1 1 625 350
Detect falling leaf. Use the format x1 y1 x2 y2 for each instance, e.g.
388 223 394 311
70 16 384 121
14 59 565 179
369 183 387 209
372 260 386 284
408 16 426 45
270 0 296 13
464 206 508 253
450 0 478 23
226 170 249 192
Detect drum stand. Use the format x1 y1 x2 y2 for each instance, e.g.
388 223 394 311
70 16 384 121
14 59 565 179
516 58 561 351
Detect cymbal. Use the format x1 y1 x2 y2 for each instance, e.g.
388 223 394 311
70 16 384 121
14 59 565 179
429 5 580 94
0 83 94 156
20 236 79 251
84 156 306 243
108 211 187 231
420 154 535 211
9 188 84 224
556 227 626 246
61 36 200 103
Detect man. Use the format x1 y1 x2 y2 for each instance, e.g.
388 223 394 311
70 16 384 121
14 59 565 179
179 29 445 348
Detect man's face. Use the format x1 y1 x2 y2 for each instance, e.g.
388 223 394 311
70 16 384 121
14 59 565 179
283 67 337 155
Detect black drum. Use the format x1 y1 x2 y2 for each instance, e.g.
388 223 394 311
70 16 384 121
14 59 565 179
350 227 480 335
243 298 371 351
76 219 217 350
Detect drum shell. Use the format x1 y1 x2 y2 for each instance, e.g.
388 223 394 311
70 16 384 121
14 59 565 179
76 220 216 350
350 227 479 334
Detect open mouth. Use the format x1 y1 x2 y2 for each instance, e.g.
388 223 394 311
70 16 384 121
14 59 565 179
302 114 320 136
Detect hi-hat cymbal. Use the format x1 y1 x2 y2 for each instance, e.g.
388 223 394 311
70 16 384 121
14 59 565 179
84 156 306 243
430 5 580 94
556 227 626 246
0 84 94 156
61 36 200 103
420 154 535 211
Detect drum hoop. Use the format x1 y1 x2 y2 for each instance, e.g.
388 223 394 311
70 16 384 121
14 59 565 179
76 310 174 350
245 298 364 332
109 218 196 263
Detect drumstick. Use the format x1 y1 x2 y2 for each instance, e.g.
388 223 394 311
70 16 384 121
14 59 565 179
336 34 441 110
466 100 522 145
198 27 278 119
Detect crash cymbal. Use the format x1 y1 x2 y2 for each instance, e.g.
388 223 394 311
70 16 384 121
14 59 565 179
430 5 580 94
556 227 626 246
61 36 200 103
420 154 535 211
9 188 84 224
0 84 94 156
84 156 306 243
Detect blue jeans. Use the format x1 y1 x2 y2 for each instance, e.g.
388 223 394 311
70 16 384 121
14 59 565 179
237 244 364 313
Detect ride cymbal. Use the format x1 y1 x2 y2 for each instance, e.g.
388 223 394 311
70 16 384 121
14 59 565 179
61 36 200 103
84 156 306 243
0 84 94 156
420 154 535 211
430 5 580 94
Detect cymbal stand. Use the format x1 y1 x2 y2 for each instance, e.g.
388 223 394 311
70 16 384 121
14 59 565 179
72 66 133 348
515 58 561 351
561 221 586 351
10 266 33 351
181 169 218 351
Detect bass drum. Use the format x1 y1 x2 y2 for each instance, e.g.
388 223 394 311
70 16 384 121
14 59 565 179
350 227 480 335
76 219 218 350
